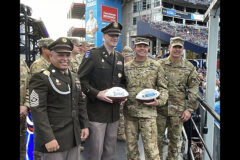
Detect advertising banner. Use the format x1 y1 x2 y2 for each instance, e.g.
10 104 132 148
86 0 122 52
162 8 175 17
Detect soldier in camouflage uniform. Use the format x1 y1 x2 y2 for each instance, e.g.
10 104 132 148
68 37 82 75
76 40 90 63
157 37 200 160
20 57 30 160
30 38 54 76
124 37 168 160
117 46 134 141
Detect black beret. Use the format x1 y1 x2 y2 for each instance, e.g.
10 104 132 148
101 21 122 34
48 37 73 53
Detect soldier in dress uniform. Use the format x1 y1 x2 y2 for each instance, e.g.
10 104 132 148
124 37 168 160
78 21 126 160
29 37 54 160
30 38 54 76
29 37 89 160
157 37 200 160
20 57 30 160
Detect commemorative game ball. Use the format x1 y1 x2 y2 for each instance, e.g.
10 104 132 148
136 88 160 103
105 87 129 102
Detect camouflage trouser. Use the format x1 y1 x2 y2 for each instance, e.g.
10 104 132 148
20 120 26 160
34 151 42 160
118 104 125 135
125 116 160 160
157 114 183 160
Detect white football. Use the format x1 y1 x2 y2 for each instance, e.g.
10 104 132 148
105 87 129 102
136 88 160 103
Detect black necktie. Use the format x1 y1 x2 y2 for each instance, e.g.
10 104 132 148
109 52 114 62
64 71 71 83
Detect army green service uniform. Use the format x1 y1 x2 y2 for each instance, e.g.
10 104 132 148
157 56 200 160
124 58 168 160
29 53 51 160
78 21 126 160
78 44 125 122
20 57 30 160
29 37 89 159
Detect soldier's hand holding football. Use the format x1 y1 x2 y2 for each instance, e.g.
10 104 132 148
143 98 159 106
97 90 113 103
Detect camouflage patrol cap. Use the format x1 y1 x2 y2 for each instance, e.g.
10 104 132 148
37 38 54 48
81 40 90 46
134 37 149 46
124 52 133 58
68 37 81 46
123 46 133 53
122 46 133 57
170 37 184 47
101 21 122 34
89 42 95 48
48 37 73 53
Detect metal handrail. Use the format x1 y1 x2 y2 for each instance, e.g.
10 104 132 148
191 117 213 160
197 96 220 123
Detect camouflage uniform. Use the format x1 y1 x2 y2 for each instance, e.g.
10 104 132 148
117 103 125 140
68 37 83 76
157 56 199 160
124 56 168 160
20 57 30 160
69 54 83 76
30 56 50 76
117 46 134 140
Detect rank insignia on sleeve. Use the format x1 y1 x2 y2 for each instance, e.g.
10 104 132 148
30 90 39 107
85 51 90 58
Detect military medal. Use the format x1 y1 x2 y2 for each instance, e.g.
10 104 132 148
118 73 122 78
56 79 61 85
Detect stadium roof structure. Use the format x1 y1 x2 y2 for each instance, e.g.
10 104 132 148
162 0 210 10
67 27 85 37
68 2 85 19
203 0 220 22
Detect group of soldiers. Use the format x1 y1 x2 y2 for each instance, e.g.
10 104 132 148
20 21 200 160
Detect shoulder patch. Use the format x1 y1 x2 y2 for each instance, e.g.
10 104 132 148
85 51 91 58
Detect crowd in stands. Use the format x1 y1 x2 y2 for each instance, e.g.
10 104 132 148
150 21 209 48
181 0 212 5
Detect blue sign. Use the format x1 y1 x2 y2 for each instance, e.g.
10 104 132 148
162 8 175 17
86 0 122 52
